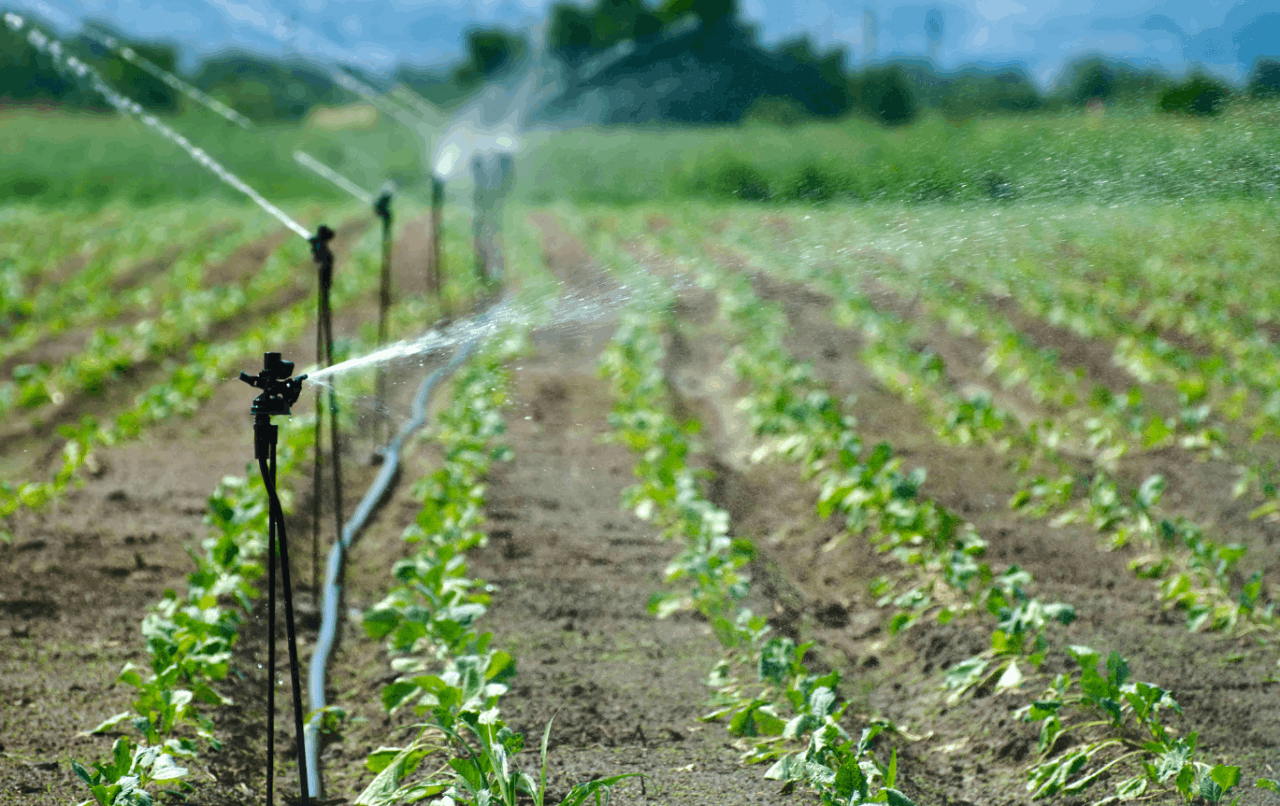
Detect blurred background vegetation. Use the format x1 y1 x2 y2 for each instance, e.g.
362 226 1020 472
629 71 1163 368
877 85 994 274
2 0 1279 209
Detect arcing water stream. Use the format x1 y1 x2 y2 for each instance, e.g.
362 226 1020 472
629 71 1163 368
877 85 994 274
2 13 313 241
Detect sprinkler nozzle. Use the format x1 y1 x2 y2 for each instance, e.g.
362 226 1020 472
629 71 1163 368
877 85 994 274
310 225 335 264
240 351 307 417
373 190 392 223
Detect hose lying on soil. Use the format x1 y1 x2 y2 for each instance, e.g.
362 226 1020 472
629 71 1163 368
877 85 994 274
301 316 487 798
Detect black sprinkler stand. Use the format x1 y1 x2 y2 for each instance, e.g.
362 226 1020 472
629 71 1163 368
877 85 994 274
238 350 311 806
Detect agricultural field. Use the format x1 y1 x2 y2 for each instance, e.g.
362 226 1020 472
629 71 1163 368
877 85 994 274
4 106 1280 806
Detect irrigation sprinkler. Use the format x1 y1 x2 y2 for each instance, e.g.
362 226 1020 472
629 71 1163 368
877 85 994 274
239 352 310 806
309 226 346 597
292 151 399 450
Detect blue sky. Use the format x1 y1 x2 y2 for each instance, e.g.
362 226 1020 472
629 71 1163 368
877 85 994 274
16 0 1280 87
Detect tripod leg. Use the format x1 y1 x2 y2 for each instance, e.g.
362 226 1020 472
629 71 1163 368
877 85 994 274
312 311 323 595
320 296 346 582
263 452 277 806
271 437 311 805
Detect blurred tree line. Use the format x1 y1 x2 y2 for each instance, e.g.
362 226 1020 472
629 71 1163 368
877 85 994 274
1 2 1278 127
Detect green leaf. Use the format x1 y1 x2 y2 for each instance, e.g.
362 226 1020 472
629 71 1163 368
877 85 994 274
1115 775 1148 800
884 789 917 806
72 759 97 787
381 681 419 713
943 656 988 696
356 742 440 806
149 755 188 781
1210 765 1242 794
365 747 405 774
1257 778 1280 793
1107 651 1130 688
1027 700 1062 721
995 660 1023 693
84 712 132 736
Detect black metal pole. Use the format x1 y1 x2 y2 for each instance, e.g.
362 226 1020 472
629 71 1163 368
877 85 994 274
241 354 310 806
430 176 444 300
373 191 394 447
265 425 276 806
311 318 322 595
311 227 346 613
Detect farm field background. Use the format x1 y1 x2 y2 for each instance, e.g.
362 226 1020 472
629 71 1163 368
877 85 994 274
4 90 1280 806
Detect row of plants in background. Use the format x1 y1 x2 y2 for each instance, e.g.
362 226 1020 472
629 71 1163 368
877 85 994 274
73 411 315 806
0 212 382 530
597 300 917 806
682 208 1277 639
0 203 230 333
0 204 282 369
0 209 323 418
356 332 638 806
607 208 1264 804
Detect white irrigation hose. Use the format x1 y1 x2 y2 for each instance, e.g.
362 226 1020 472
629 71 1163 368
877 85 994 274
301 327 484 797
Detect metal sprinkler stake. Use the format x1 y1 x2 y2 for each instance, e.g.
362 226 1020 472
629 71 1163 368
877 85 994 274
429 175 444 299
309 226 346 599
373 187 394 448
239 353 310 806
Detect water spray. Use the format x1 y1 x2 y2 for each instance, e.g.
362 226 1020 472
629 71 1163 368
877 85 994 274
3 12 311 241
321 71 446 302
238 351 310 806
293 150 374 206
292 151 400 448
79 25 253 128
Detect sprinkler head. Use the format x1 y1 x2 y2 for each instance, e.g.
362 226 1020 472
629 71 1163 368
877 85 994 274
373 190 392 222
240 351 307 417
310 225 335 264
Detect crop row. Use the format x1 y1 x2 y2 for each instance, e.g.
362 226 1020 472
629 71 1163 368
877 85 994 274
74 410 316 806
594 264 917 805
596 208 1264 804
0 203 292 367
66 206 473 804
0 213 395 530
356 327 635 806
0 203 254 332
680 209 1278 640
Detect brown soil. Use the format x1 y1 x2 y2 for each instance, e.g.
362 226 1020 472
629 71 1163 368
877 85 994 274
5 203 1279 806
654 232 1280 805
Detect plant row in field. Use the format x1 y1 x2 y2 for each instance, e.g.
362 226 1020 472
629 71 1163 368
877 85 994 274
0 216 385 530
596 290 917 806
69 214 482 805
355 331 635 806
710 265 1256 804
682 211 1277 640
73 412 315 806
0 204 245 332
598 208 1268 804
0 215 315 419
844 283 1276 638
